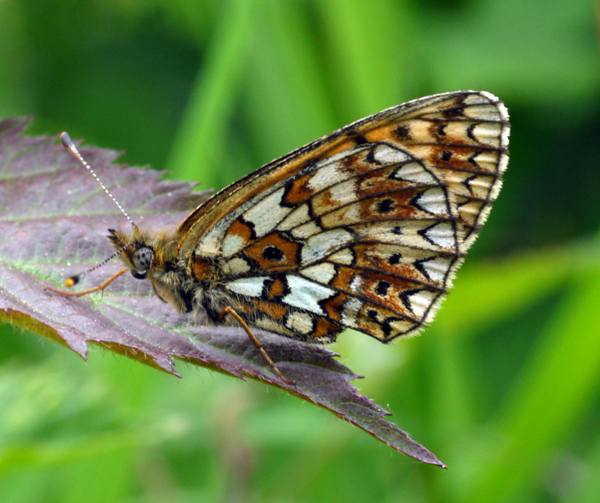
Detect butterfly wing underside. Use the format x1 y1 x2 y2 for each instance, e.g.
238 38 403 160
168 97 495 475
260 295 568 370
179 91 509 342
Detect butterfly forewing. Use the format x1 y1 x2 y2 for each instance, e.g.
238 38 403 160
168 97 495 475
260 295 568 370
179 91 509 342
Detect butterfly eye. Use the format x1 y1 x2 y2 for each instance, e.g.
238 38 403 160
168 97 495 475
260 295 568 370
131 246 154 279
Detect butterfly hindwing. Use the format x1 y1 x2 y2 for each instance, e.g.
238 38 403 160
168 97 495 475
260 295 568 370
221 272 424 342
181 91 509 342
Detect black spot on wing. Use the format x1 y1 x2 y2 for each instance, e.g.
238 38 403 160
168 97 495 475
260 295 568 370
442 106 464 118
388 253 401 265
263 245 284 261
376 198 394 213
346 128 369 145
394 125 411 140
381 316 404 338
441 150 452 161
375 281 391 296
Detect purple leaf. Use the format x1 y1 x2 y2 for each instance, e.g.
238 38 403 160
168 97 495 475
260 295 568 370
0 117 445 468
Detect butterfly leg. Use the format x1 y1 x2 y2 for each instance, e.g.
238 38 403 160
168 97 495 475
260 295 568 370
223 306 293 385
47 268 127 297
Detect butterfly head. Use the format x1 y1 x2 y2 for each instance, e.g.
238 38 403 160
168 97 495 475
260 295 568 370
57 132 181 295
108 228 155 280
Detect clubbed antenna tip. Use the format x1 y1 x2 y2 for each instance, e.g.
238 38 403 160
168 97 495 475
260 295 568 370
57 131 136 287
64 275 79 288
59 131 77 153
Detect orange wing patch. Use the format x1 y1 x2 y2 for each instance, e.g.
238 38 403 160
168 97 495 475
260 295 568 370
243 232 301 271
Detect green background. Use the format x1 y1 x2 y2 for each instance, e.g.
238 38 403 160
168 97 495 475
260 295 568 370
1 1 599 502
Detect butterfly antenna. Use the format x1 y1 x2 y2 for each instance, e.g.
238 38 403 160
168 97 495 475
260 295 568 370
63 251 120 287
57 132 135 291
60 132 138 230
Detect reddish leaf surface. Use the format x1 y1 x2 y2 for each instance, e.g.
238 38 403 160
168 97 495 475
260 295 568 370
0 117 445 467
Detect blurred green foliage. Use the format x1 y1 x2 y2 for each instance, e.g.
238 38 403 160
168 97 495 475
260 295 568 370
0 0 599 501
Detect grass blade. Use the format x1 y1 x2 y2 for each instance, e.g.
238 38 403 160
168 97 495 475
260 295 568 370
168 0 255 186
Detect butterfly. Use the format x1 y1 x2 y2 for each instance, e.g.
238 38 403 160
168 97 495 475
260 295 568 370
55 90 509 383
